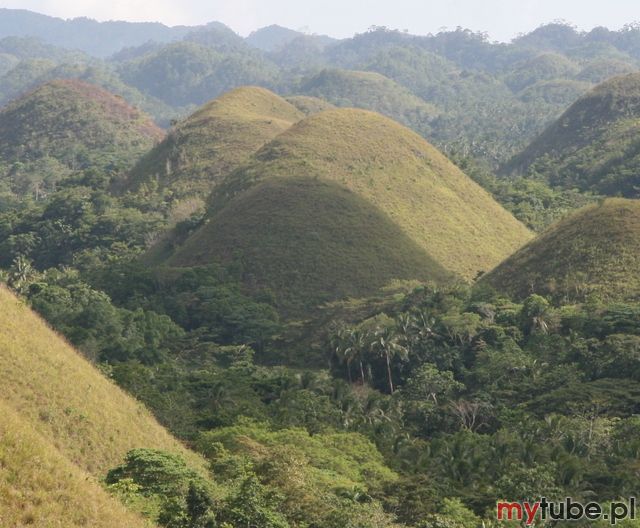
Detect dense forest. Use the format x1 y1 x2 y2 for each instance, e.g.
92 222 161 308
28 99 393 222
2 8 640 528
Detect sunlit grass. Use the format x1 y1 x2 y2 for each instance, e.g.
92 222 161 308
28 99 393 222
169 108 532 314
0 400 154 527
0 284 207 477
482 198 640 302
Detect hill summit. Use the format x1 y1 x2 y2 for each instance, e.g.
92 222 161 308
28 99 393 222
481 198 640 303
505 73 640 197
0 79 163 197
167 108 532 314
299 69 438 133
127 86 304 205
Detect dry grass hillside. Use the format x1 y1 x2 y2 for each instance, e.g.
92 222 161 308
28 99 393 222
0 400 152 528
126 86 304 203
0 284 206 476
168 108 532 314
481 198 640 302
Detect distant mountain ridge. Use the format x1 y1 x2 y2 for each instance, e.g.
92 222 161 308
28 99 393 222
0 9 335 58
247 24 336 52
0 8 196 57
2 9 640 167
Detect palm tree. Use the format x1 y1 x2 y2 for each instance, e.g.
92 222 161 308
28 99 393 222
521 294 550 335
410 309 438 342
395 312 416 350
332 326 355 383
344 328 368 385
371 325 408 393
9 255 36 294
205 380 235 414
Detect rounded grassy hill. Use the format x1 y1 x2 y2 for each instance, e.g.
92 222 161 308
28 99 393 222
126 86 304 203
167 108 532 314
504 73 640 196
480 198 640 303
299 68 438 133
0 79 163 196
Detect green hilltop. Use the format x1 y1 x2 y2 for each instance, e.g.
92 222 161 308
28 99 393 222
126 86 304 207
167 108 532 314
480 198 640 303
0 78 163 198
505 73 640 197
576 58 637 83
298 68 438 134
503 52 580 92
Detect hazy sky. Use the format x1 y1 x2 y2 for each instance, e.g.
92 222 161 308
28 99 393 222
2 0 639 41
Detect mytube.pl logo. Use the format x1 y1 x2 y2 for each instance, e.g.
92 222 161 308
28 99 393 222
496 498 637 525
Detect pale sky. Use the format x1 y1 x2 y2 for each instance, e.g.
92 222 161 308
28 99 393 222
1 0 639 41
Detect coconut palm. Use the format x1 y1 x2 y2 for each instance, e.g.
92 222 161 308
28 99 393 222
344 328 369 385
370 325 408 393
331 325 354 383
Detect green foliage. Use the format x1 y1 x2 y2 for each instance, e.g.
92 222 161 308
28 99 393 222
218 475 289 528
506 73 640 197
106 449 218 527
196 420 397 527
420 498 481 528
106 449 208 497
198 420 397 489
503 53 579 92
451 152 595 232
299 68 438 135
0 175 165 270
0 79 163 198
119 41 281 107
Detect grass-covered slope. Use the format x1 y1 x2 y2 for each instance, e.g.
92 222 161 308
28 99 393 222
172 176 451 313
299 69 438 133
0 284 204 477
481 199 640 302
285 94 336 115
0 79 163 195
127 86 304 204
0 401 150 528
505 73 640 196
168 108 532 313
